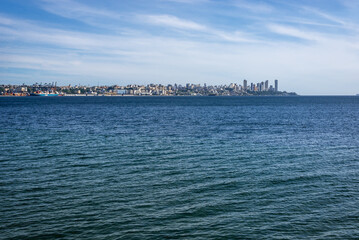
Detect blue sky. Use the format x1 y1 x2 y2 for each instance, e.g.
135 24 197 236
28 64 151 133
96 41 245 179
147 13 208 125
1 0 359 94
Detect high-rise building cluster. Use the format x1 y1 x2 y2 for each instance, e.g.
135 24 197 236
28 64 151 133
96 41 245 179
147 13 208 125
245 79 279 92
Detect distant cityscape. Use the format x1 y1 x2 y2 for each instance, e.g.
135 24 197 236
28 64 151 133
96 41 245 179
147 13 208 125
0 79 297 96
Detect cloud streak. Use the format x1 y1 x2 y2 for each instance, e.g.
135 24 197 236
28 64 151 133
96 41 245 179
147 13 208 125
41 0 121 19
141 14 259 43
143 14 207 31
267 24 323 42
39 0 122 29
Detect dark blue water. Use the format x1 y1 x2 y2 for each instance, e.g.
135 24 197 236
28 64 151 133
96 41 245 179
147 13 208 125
1 96 359 239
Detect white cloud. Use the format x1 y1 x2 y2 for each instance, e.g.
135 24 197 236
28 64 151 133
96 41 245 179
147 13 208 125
142 14 207 31
267 24 323 41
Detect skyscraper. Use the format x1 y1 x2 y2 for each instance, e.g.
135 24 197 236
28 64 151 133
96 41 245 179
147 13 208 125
265 80 269 91
275 79 278 92
243 79 247 91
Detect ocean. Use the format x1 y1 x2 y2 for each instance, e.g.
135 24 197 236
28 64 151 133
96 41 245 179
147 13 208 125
1 96 358 239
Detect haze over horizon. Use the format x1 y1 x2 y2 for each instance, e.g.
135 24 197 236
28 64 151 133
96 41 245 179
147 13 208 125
1 0 359 95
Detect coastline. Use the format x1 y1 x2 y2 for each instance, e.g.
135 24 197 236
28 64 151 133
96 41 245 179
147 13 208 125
0 94 301 97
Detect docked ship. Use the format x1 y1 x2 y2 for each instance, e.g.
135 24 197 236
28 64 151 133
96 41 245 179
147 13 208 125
30 91 59 96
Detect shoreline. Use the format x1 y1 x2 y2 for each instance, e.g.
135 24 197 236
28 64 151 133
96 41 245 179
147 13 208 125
2 94 359 97
0 94 300 97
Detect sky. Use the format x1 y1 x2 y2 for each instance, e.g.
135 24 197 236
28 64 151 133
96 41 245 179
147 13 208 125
1 0 359 95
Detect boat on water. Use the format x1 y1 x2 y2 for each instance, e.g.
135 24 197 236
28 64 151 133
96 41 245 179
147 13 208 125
30 91 60 96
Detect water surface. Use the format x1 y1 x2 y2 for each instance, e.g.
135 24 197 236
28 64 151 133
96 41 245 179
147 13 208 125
1 96 359 239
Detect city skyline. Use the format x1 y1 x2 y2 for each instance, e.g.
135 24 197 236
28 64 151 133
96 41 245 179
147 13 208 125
1 0 359 95
2 79 298 96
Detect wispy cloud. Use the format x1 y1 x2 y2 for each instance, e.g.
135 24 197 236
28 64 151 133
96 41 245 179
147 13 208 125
267 24 323 42
0 18 100 49
280 17 340 28
338 0 359 11
210 30 259 43
302 7 346 25
299 6 359 33
140 14 258 43
40 0 121 26
142 14 207 31
233 0 273 13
